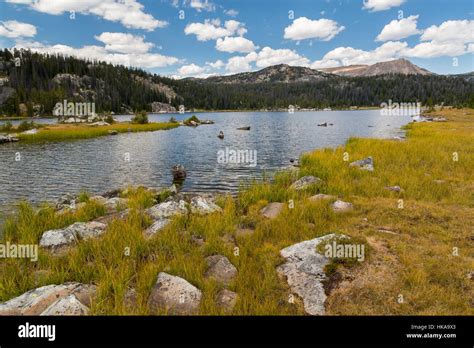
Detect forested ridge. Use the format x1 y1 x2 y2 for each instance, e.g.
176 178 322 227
0 49 472 116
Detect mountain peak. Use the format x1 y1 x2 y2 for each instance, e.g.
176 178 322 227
320 58 433 77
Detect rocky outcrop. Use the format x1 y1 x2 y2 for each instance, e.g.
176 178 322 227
40 294 89 316
151 101 176 113
0 283 96 316
0 134 19 144
260 202 284 219
349 157 374 171
148 272 202 315
289 176 321 190
190 196 222 215
277 234 337 315
146 200 187 220
204 255 238 286
39 221 107 249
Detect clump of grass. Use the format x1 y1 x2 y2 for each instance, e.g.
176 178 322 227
131 111 149 124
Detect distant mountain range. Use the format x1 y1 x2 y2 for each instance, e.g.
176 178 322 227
199 58 435 84
0 49 472 115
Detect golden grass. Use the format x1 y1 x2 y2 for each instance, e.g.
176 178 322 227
18 122 179 142
1 108 473 315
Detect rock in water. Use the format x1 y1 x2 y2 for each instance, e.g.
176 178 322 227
259 202 284 219
218 131 224 139
148 272 202 315
205 255 238 285
277 234 337 315
237 126 250 130
349 156 374 171
171 164 187 181
40 294 89 316
289 176 321 190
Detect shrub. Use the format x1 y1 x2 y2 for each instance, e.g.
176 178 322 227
131 111 149 124
168 116 178 123
0 121 13 132
17 121 35 132
104 114 115 124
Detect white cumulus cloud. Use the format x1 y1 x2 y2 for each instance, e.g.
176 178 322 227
215 36 256 53
362 0 406 12
284 17 345 41
0 20 37 38
184 19 247 41
376 15 421 41
6 0 167 31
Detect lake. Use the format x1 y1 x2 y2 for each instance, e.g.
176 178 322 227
0 110 411 220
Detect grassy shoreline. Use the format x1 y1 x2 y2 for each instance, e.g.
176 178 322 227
17 122 179 142
1 108 472 315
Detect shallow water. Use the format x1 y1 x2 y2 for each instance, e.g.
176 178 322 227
0 110 411 220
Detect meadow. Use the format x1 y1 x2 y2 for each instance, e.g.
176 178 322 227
0 108 472 315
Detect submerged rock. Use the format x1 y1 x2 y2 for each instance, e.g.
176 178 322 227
349 156 374 171
39 221 107 249
0 283 96 316
237 126 250 130
277 234 337 315
289 176 321 190
260 202 284 219
218 131 224 139
205 255 238 286
171 164 187 181
148 272 202 315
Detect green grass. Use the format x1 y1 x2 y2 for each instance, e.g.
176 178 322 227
17 122 179 142
1 108 473 315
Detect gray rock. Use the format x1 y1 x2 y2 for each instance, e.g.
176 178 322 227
331 200 353 212
309 194 335 201
104 197 128 213
172 164 187 181
108 130 118 135
216 289 238 313
349 156 374 171
190 196 222 215
289 176 321 190
148 272 202 315
205 255 238 286
277 234 337 315
146 200 187 220
260 202 284 219
21 128 38 135
144 218 170 237
0 283 96 315
384 185 403 193
40 294 89 316
39 221 107 249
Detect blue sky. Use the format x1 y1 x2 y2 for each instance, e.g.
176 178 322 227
0 0 473 77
